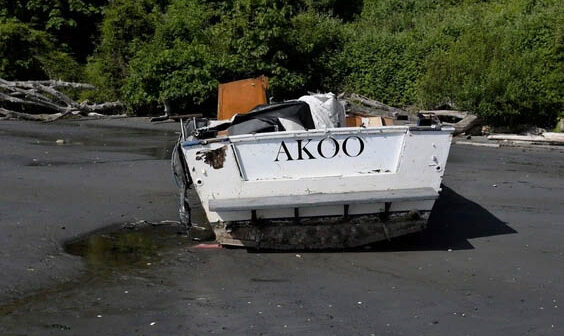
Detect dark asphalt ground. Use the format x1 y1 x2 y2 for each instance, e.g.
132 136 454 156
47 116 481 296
0 119 563 335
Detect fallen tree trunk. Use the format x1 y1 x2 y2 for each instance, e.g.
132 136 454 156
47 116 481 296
0 78 123 121
0 107 66 122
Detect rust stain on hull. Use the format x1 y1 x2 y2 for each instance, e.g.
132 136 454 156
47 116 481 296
203 146 227 169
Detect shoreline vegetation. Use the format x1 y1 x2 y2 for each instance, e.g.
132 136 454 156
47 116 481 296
1 0 562 127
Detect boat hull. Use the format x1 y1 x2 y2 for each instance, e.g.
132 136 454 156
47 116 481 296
180 125 453 248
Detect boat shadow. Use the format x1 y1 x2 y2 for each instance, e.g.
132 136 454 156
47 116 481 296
365 185 516 252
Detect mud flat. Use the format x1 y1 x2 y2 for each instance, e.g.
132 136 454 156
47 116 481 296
0 118 181 301
1 119 563 335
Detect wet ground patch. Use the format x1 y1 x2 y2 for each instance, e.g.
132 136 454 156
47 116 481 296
64 221 194 272
1 120 179 160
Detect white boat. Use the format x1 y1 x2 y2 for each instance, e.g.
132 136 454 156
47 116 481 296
172 94 454 249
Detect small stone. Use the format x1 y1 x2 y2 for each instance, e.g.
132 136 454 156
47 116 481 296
296 254 302 258
493 184 497 187
150 322 156 326
96 315 102 318
56 139 65 145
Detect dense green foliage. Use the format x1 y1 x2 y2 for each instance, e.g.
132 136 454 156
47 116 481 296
83 0 162 102
344 0 563 126
1 0 562 125
0 18 81 80
1 0 105 61
121 1 347 113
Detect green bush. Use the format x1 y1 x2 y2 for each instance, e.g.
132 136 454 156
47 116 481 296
0 0 106 62
0 19 81 81
121 0 346 114
84 0 162 102
3 0 560 126
417 0 563 126
343 0 563 126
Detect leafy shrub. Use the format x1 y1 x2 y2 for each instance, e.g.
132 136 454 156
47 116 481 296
0 0 106 62
417 0 563 126
84 0 162 102
344 0 563 126
0 19 81 81
122 0 346 114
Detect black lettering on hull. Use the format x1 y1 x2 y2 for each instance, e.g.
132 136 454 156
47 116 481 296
274 136 365 161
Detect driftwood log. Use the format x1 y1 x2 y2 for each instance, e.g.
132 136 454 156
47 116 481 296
420 110 481 135
487 133 564 145
349 93 407 114
346 93 407 118
0 78 123 121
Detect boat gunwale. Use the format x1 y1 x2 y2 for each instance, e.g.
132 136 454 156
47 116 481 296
181 125 454 147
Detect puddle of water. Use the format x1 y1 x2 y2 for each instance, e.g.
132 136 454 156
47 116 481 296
0 222 209 317
64 222 193 272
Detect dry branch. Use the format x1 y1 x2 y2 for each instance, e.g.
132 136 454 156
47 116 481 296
419 110 481 135
0 78 123 121
0 107 66 122
349 93 406 114
2 79 95 90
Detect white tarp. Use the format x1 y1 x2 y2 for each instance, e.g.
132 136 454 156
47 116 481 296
298 93 345 129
